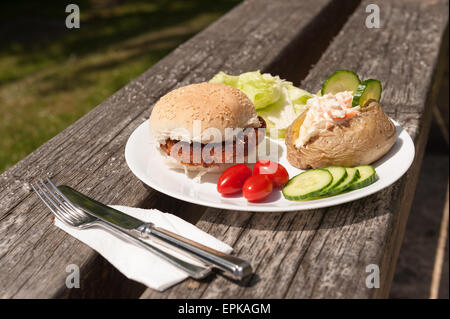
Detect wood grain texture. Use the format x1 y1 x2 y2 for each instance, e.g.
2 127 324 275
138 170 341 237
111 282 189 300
141 0 449 299
0 0 359 298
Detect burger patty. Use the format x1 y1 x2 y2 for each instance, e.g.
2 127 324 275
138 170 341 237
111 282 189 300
160 116 266 168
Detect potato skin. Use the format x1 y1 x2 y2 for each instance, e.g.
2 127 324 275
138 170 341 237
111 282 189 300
285 101 396 169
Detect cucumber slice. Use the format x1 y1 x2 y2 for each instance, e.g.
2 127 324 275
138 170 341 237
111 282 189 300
349 165 377 190
282 169 332 200
320 166 347 195
352 79 382 107
321 70 361 95
330 167 360 194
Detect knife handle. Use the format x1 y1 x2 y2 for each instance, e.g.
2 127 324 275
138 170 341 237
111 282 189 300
136 223 253 280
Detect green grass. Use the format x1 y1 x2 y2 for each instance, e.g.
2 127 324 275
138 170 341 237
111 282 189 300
0 0 241 172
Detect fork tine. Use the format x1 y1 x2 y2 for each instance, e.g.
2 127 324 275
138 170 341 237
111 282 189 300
40 180 83 222
31 182 58 215
51 205 74 226
32 181 74 225
46 178 85 217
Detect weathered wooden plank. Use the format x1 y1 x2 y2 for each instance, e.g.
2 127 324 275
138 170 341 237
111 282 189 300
0 0 359 298
141 0 449 299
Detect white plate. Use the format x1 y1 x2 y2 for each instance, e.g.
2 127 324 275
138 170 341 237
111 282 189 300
125 119 415 212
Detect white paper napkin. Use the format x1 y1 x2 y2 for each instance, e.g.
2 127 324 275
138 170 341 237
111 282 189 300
55 205 232 291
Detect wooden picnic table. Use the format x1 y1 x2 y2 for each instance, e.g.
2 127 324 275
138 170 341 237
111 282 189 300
0 0 448 299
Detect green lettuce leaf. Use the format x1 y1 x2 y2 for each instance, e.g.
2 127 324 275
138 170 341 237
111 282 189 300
209 71 240 88
210 71 282 109
210 70 312 138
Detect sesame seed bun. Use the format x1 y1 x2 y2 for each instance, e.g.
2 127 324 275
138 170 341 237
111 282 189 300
149 82 261 144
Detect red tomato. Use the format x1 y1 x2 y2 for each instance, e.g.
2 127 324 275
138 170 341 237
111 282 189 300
217 164 252 195
252 160 289 187
242 175 273 202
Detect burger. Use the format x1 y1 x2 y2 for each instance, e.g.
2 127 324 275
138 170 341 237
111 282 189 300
149 82 266 177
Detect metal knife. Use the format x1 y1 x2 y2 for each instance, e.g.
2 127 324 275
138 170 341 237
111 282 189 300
58 185 253 280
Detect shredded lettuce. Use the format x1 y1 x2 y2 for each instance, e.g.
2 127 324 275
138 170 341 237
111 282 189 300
210 71 312 138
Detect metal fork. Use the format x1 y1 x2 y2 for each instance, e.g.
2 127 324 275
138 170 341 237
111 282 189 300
32 178 212 279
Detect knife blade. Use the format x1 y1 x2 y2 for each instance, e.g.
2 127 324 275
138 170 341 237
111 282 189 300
58 185 144 229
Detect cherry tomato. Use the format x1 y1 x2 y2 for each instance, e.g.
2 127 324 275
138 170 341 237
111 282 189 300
252 160 289 187
242 175 273 202
217 164 252 195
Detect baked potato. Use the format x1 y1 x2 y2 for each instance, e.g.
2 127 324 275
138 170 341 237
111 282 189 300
285 100 396 169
